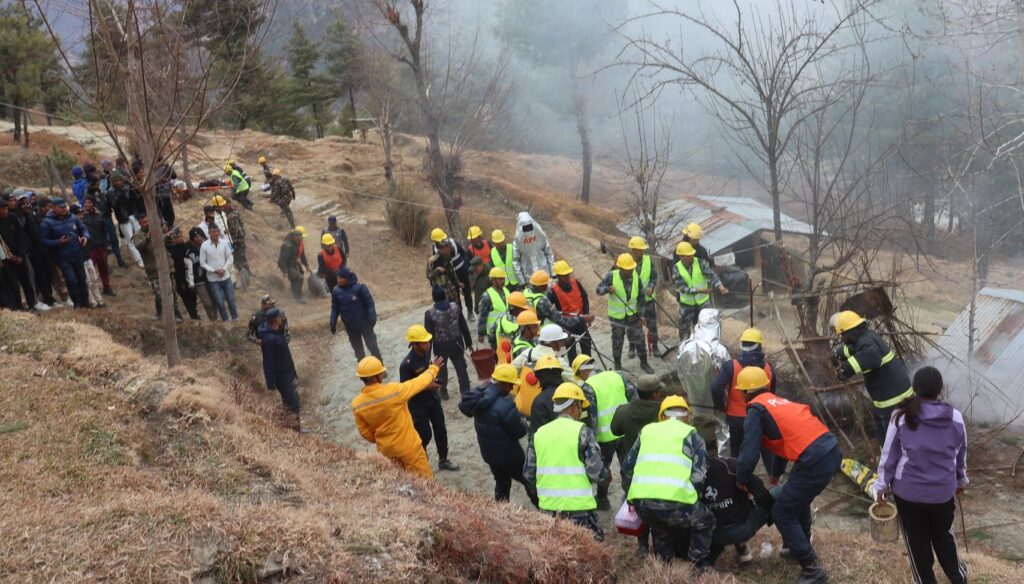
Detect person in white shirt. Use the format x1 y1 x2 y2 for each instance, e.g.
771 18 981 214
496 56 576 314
199 223 237 321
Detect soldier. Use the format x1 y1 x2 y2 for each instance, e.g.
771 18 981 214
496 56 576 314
268 168 296 228
220 199 250 287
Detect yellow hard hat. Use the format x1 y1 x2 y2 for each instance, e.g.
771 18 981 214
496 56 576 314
272 168 282 177
616 253 637 270
356 356 387 378
516 310 541 326
571 354 595 375
225 159 235 166
835 310 866 334
552 260 573 276
530 270 551 287
659 395 691 421
735 366 771 391
492 229 506 244
492 363 519 384
223 164 233 174
740 327 764 345
684 222 704 240
321 233 336 246
467 225 483 239
535 355 563 371
489 267 507 279
675 241 696 257
210 195 227 206
507 291 529 309
258 156 267 165
406 324 433 343
553 382 590 409
294 226 307 237
431 228 448 243
628 236 649 250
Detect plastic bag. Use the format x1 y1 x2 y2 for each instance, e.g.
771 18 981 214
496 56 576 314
615 500 646 536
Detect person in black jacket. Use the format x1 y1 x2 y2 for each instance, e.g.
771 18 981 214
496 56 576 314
400 324 459 472
528 356 574 435
107 172 144 267
459 363 538 505
424 285 473 399
81 197 115 296
260 308 300 431
15 191 55 306
834 310 914 444
0 196 40 311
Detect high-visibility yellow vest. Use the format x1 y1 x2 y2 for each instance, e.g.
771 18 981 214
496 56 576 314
675 260 709 306
512 335 535 358
535 417 596 512
608 270 640 319
626 420 699 505
485 287 510 333
493 315 519 364
490 245 519 286
638 255 655 301
524 288 553 327
230 170 250 193
586 371 628 443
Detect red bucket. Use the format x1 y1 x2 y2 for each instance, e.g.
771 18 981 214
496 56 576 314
470 349 497 380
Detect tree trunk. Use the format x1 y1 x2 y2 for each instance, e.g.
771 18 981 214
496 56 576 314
768 148 783 241
350 87 365 142
12 105 22 143
411 58 462 240
309 81 323 139
923 189 936 239
381 120 396 195
22 109 30 149
180 139 197 201
571 81 592 204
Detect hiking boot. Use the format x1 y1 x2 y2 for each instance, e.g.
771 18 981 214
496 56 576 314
640 362 654 374
627 347 636 359
438 459 460 471
614 360 623 371
796 554 828 584
596 497 612 511
736 542 753 563
102 288 117 297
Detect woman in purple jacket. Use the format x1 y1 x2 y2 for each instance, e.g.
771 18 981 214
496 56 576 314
874 366 968 584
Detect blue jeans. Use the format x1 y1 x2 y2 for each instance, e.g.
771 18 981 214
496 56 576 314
56 258 88 308
772 444 842 561
207 278 238 321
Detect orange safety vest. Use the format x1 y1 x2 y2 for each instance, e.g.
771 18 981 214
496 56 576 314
469 241 492 263
319 245 345 273
552 278 584 317
749 392 828 461
727 361 773 418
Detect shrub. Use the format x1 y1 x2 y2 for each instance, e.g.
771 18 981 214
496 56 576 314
386 181 431 246
49 145 76 178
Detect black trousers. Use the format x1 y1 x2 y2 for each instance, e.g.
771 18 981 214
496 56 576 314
436 345 471 394
411 399 449 460
894 495 968 584
456 268 473 316
30 252 55 304
488 461 537 506
6 260 36 308
596 439 629 501
276 376 300 414
178 282 200 320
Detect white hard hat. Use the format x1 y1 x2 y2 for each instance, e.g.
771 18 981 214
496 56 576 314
538 324 569 343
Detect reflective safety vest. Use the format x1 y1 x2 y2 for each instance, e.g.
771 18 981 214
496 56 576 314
675 260 709 306
586 371 629 443
842 346 914 408
552 278 584 317
493 315 520 364
523 288 552 326
727 361 773 418
230 170 250 193
535 417 596 512
512 334 535 358
485 287 510 333
491 244 519 286
638 255 655 301
469 241 492 263
750 393 829 461
319 246 345 274
626 419 699 505
607 270 640 319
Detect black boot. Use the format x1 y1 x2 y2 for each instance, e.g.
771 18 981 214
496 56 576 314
640 361 654 374
796 554 828 584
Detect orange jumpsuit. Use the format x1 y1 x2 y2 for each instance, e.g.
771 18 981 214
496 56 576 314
352 364 440 478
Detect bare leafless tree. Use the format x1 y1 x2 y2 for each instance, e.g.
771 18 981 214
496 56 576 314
34 0 274 366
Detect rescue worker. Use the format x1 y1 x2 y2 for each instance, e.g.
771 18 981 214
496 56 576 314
268 169 296 228
682 222 715 268
526 269 592 337
477 267 510 348
621 395 715 568
547 259 594 361
628 236 659 358
511 212 555 286
710 327 777 461
512 322 572 379
672 242 728 341
467 256 490 316
510 309 541 358
528 355 574 435
596 253 654 374
466 225 491 265
425 285 474 399
258 155 272 181
224 163 253 210
317 233 346 285
489 229 520 290
330 267 381 361
322 216 350 258
492 291 528 362
459 363 537 504
611 374 666 558
220 199 250 285
260 307 301 431
400 325 460 472
277 228 308 302
352 355 445 479
524 383 607 541
571 354 598 386
833 310 914 445
581 368 640 509
735 366 840 584
429 228 472 317
247 294 289 344
427 229 464 311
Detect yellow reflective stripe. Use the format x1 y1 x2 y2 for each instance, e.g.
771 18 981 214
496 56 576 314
847 356 864 374
873 387 914 409
880 351 896 365
843 345 852 358
352 392 401 411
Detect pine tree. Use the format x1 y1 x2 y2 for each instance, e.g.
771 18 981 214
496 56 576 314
231 48 304 135
323 13 366 137
285 19 329 139
0 4 60 144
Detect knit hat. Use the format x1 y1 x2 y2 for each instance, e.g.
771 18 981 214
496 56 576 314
336 267 352 280
71 165 84 178
431 285 447 302
188 227 205 240
265 307 281 318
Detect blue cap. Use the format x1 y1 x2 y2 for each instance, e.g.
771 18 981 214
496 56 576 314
265 307 281 318
328 215 337 222
71 165 84 178
337 267 352 280
51 197 68 207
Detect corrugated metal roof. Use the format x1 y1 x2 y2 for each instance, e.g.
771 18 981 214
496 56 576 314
619 194 816 257
926 287 1024 427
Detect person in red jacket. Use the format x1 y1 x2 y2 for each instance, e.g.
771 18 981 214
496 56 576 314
466 225 492 264
710 327 776 471
547 259 592 361
317 233 346 286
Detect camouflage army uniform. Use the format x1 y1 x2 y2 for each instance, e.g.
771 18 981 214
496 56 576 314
269 176 296 228
620 424 716 564
426 253 462 307
524 415 608 541
247 308 289 344
226 209 249 270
